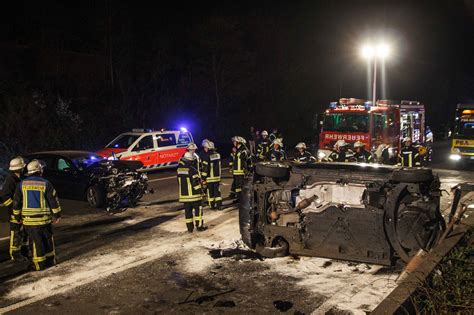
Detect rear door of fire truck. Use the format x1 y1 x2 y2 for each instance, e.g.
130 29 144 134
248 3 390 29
399 101 425 145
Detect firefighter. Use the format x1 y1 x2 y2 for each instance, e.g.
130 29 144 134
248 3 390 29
180 142 200 171
0 157 28 261
177 152 207 232
399 137 421 167
267 138 286 161
230 136 250 201
353 141 373 163
294 143 316 163
12 160 61 271
256 130 271 161
201 140 222 210
328 140 351 162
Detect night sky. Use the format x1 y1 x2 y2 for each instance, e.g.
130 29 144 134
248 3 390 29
1 0 473 152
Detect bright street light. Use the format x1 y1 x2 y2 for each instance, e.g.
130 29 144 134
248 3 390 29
360 42 391 105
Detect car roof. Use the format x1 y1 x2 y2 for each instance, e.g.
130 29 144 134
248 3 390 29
27 151 99 159
120 130 183 136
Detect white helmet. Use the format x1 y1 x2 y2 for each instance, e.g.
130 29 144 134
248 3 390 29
9 156 26 171
233 136 246 144
335 140 349 147
261 130 269 137
295 142 306 149
273 138 283 147
403 137 412 143
27 159 43 175
353 141 365 148
201 139 212 149
183 152 196 160
209 141 215 150
187 143 198 150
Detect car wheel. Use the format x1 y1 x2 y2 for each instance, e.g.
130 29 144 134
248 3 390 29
255 238 289 258
391 168 433 183
86 186 106 208
255 162 290 179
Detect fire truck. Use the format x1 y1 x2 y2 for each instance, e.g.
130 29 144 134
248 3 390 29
450 103 474 163
318 98 426 163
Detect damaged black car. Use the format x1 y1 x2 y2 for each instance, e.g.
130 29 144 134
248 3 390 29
240 162 446 265
25 151 150 212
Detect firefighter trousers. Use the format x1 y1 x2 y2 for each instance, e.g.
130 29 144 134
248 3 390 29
9 222 29 261
206 182 222 209
24 224 56 271
184 201 203 232
231 175 244 200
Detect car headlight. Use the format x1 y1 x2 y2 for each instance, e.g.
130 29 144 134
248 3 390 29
449 154 461 161
317 151 326 160
452 148 461 154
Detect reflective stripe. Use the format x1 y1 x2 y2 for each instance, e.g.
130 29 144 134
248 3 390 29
235 188 242 192
2 198 13 207
51 207 61 214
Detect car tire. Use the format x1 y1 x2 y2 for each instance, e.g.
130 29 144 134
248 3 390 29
86 185 106 208
255 162 289 179
391 168 433 183
255 238 289 258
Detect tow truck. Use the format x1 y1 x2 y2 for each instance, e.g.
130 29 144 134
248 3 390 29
317 98 427 163
450 103 474 164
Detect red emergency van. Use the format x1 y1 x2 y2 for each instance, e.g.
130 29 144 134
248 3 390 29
96 129 194 171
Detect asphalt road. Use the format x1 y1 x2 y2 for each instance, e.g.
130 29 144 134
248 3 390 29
0 141 472 314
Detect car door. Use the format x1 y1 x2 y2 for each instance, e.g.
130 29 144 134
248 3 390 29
126 135 157 167
156 132 182 167
53 157 89 200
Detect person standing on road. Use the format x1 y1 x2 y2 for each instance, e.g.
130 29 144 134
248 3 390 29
353 141 373 163
0 157 29 261
177 152 207 233
201 140 222 210
230 136 250 202
256 130 271 161
267 138 286 161
294 143 316 163
12 160 61 271
399 137 421 167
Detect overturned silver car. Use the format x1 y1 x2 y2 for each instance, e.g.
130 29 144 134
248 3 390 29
240 162 446 265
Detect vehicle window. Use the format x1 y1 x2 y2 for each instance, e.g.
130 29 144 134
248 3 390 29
177 132 192 145
323 113 369 133
72 155 102 169
133 135 154 151
106 134 140 149
157 133 177 147
57 158 73 171
373 113 387 133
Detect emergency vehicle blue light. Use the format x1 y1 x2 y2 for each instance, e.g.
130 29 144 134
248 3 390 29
90 156 97 160
180 127 188 133
329 102 337 109
364 101 372 110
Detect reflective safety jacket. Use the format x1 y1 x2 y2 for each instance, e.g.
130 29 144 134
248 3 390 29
256 139 271 160
267 149 286 162
232 145 250 176
177 159 203 203
201 149 221 183
399 146 421 167
294 151 316 163
12 176 61 226
0 173 22 222
354 149 374 163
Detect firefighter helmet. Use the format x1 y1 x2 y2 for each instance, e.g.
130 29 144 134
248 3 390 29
295 142 306 149
233 136 246 144
9 156 26 171
335 140 349 147
353 141 365 148
273 138 283 147
209 141 215 149
27 159 43 175
187 143 198 150
183 152 196 160
261 130 269 137
201 139 211 148
403 137 412 143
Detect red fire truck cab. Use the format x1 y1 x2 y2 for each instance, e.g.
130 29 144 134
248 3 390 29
318 98 425 162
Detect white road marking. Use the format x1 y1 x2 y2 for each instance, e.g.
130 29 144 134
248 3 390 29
148 167 229 183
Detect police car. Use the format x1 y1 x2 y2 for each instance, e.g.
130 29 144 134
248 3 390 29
96 128 194 171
